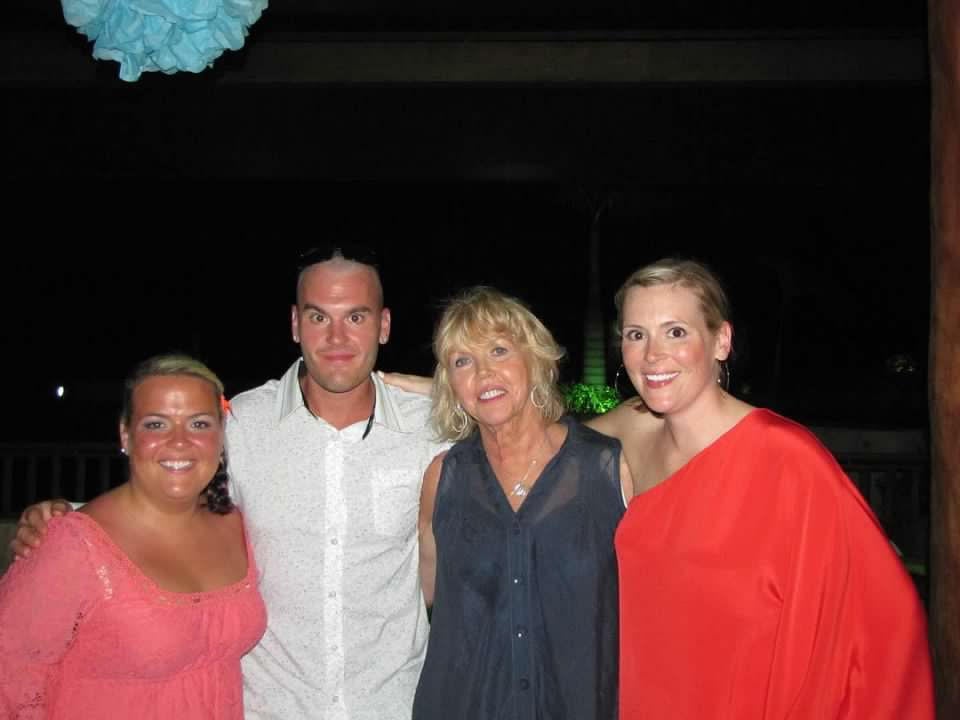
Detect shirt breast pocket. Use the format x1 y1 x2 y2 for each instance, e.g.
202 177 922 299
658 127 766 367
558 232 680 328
372 468 419 538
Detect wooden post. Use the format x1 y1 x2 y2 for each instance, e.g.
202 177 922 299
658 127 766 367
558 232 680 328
929 0 960 713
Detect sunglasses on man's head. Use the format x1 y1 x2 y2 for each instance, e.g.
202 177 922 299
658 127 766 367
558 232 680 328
296 244 379 272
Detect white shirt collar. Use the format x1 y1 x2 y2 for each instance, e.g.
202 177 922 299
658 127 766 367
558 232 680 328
275 359 416 434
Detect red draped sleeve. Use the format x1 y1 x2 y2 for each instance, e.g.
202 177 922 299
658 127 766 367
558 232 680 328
616 409 933 719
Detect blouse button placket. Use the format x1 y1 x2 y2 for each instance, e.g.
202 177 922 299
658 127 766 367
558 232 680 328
508 516 533 715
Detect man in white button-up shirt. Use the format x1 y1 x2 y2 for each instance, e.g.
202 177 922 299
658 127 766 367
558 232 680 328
226 248 447 719
8 247 445 719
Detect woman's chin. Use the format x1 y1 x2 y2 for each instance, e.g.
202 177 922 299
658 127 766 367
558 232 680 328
638 395 673 416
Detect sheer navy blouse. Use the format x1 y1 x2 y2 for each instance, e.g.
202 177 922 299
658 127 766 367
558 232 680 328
413 417 624 720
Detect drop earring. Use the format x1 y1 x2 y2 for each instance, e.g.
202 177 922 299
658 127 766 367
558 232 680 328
717 360 731 390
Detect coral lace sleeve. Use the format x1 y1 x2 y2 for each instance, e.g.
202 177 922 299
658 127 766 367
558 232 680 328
0 518 103 719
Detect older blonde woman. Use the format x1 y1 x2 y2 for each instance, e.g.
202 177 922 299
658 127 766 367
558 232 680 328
413 286 631 720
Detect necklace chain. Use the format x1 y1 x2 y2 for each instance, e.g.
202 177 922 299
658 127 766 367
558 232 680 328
508 433 549 499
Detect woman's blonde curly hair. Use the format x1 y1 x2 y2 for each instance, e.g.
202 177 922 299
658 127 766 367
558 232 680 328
432 286 565 441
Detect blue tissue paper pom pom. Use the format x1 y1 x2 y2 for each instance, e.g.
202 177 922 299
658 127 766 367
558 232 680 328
62 0 268 81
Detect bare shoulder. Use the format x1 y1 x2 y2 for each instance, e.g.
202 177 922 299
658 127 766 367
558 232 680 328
202 509 247 555
77 487 124 529
424 450 449 484
212 507 244 532
419 451 449 522
586 397 663 443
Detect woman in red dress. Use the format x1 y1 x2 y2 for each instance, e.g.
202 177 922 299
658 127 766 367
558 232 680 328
613 258 933 719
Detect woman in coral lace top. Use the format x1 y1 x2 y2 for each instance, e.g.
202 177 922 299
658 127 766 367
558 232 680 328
0 354 266 719
611 258 933 719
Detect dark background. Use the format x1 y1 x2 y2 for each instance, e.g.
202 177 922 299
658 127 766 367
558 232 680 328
1 0 930 441
2 182 929 442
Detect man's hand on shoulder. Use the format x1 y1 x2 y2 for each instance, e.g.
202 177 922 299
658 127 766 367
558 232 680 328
379 371 432 397
9 499 74 560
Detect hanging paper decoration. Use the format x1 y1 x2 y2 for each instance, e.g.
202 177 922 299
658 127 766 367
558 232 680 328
62 0 268 81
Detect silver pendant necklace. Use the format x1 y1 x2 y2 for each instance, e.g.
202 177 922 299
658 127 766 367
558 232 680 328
508 433 549 499
508 460 537 498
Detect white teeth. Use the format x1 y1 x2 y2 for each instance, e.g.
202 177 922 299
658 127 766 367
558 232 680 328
479 389 505 400
160 460 194 470
646 373 679 382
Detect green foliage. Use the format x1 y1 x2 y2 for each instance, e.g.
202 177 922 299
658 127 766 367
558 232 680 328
563 383 620 416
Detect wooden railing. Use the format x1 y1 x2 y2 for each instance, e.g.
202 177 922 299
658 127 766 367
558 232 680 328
839 452 930 577
0 443 125 518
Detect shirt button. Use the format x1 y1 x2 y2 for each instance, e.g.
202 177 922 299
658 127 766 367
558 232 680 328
516 625 527 639
330 538 339 546
519 678 530 691
512 523 521 535
332 695 339 703
328 591 337 599
513 576 523 585
331 645 338 653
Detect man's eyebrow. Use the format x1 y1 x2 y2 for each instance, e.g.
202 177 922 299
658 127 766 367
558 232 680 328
136 411 217 420
301 303 374 314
